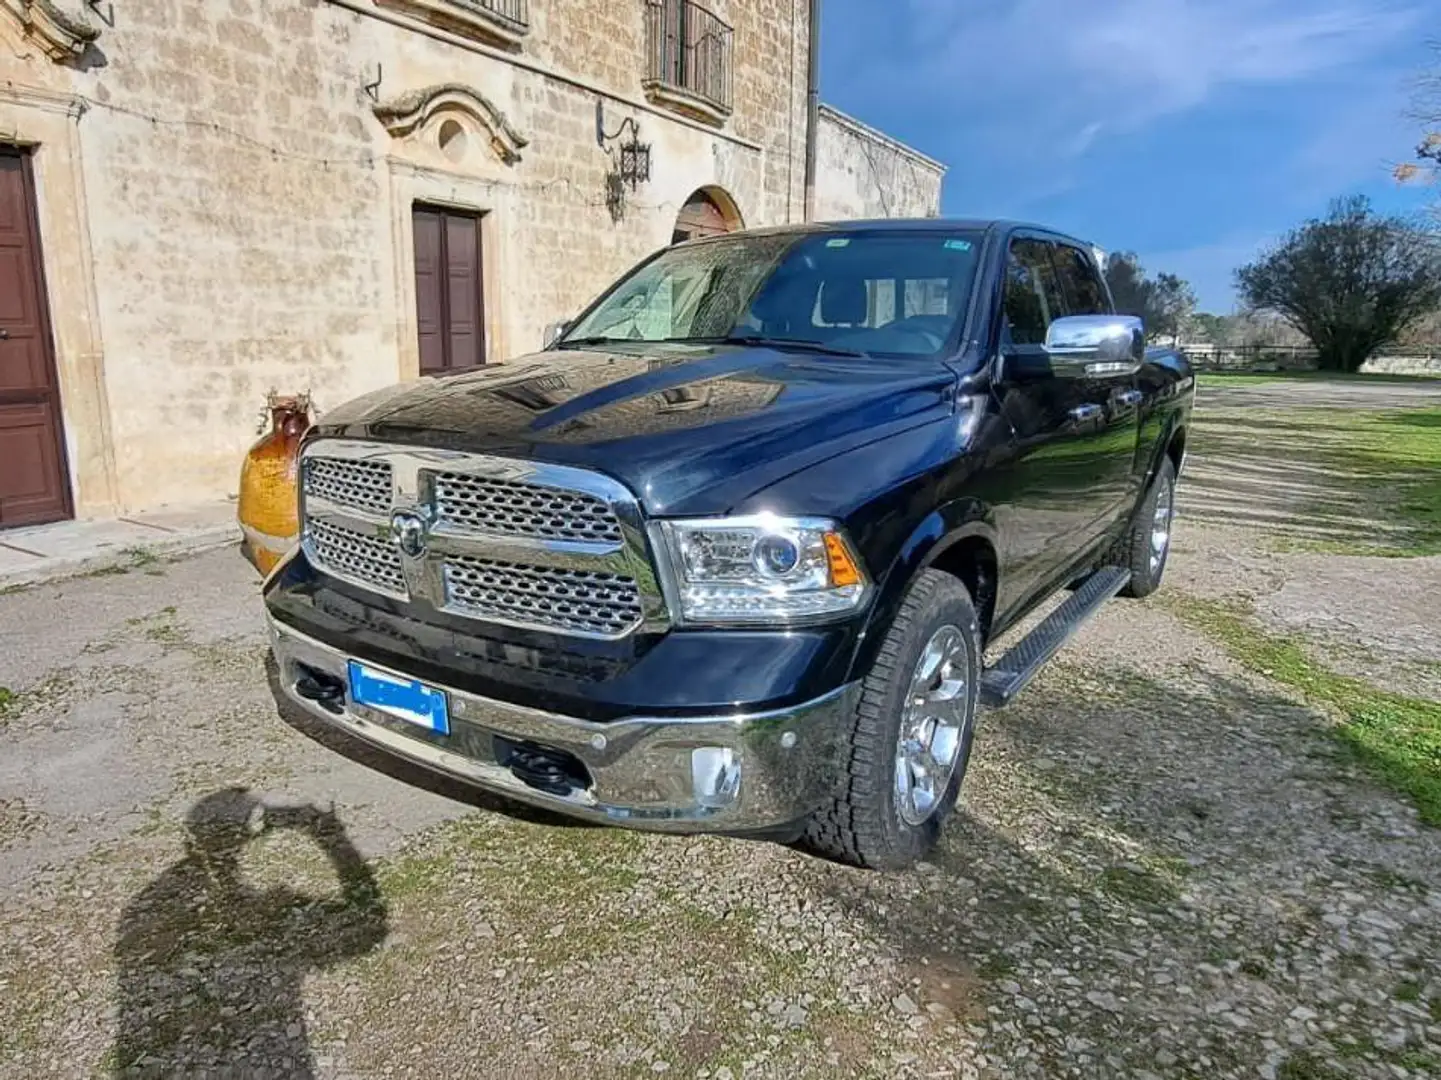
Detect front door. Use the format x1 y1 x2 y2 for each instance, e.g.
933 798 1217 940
413 205 486 375
988 236 1116 618
0 147 71 528
1050 241 1142 531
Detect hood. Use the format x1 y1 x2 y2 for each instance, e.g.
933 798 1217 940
312 343 956 515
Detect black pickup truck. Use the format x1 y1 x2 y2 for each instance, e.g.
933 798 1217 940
263 219 1194 869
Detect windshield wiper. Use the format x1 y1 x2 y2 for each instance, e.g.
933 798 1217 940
664 334 868 358
554 335 637 349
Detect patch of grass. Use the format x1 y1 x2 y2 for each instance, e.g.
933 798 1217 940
121 546 159 567
1168 597 1441 826
1097 865 1178 906
1277 1051 1345 1079
1394 979 1422 1003
1430 997 1441 1023
80 564 128 578
0 686 14 720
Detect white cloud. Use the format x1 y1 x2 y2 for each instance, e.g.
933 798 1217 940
895 0 1420 153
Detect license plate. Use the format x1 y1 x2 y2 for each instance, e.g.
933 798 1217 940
347 661 450 735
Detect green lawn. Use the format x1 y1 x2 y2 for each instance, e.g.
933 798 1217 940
1298 407 1441 556
1199 369 1441 386
1170 598 1441 826
1191 405 1441 556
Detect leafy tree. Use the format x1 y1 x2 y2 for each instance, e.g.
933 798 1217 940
1234 196 1441 372
1103 252 1197 339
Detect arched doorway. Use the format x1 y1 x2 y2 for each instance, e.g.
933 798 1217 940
672 186 743 244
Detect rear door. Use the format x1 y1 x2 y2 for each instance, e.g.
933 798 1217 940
0 147 71 528
1050 241 1143 532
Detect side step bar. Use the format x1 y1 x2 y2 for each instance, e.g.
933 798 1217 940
979 567 1131 708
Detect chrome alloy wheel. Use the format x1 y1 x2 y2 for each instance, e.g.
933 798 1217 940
893 625 972 827
1150 474 1175 574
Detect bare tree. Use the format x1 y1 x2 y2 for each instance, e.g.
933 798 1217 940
1235 196 1441 371
1395 43 1441 216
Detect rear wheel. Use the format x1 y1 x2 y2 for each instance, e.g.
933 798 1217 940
804 570 981 870
1111 457 1177 598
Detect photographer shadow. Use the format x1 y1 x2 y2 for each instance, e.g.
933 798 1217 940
110 788 387 1079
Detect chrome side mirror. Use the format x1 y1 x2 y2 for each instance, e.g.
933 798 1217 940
542 320 569 349
1044 314 1144 375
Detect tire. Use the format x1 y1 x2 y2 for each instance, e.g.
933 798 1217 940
804 569 982 870
1110 456 1177 599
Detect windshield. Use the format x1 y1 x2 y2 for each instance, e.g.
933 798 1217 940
559 230 984 357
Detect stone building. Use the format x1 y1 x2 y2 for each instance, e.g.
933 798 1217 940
0 0 946 527
814 104 945 219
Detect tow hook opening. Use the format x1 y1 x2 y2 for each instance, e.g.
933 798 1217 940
494 736 592 797
294 662 345 715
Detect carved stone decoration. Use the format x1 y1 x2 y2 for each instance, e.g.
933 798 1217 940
375 0 529 51
1 0 100 62
373 84 529 166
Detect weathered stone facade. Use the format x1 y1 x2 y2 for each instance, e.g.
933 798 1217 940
1 0 942 519
813 104 945 221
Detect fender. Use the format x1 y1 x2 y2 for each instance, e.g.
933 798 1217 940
845 498 998 682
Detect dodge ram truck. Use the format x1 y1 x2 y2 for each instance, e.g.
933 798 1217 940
263 219 1194 869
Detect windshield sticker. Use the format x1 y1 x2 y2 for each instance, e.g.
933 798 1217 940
944 239 973 251
825 238 851 248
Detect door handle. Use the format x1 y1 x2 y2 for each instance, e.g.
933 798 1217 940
1068 403 1103 423
1115 389 1142 407
0 328 9 340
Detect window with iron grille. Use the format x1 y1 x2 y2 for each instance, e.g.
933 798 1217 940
644 0 734 120
378 0 529 47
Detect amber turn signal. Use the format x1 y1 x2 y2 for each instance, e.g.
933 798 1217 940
823 532 863 588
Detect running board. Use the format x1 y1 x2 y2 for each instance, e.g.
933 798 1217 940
979 567 1131 708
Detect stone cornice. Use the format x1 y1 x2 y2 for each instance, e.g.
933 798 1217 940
373 83 529 165
1 0 99 63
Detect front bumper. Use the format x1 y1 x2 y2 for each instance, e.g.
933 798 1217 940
267 616 860 832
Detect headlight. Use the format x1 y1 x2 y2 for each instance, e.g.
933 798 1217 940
652 514 869 625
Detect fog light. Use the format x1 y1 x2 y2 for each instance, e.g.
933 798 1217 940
691 747 741 809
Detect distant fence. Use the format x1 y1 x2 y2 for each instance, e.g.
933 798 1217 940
1177 342 1441 376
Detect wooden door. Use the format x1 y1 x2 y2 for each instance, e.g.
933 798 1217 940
0 147 71 528
413 205 486 375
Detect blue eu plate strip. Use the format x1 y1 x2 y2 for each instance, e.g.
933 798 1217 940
347 661 450 735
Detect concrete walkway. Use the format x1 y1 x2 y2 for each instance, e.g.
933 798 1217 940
0 501 239 590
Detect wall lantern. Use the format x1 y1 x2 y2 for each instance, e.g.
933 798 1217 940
597 104 652 190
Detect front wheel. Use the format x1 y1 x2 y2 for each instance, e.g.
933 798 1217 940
1110 457 1177 598
804 570 982 870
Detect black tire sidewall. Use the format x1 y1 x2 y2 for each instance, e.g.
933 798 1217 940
860 573 982 867
1125 458 1176 597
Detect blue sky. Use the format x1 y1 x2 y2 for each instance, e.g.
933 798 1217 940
819 0 1439 311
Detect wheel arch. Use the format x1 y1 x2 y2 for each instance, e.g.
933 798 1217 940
848 500 999 682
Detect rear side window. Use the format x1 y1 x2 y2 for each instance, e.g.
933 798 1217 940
1053 245 1110 316
1003 239 1065 345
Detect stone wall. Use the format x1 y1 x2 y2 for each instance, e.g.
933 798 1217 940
1 0 812 513
2 0 942 519
812 104 945 221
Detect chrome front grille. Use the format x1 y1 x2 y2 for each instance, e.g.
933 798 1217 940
304 457 393 517
433 471 622 544
298 441 662 639
444 556 643 637
305 517 407 597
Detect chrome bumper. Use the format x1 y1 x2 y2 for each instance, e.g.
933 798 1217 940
266 617 859 832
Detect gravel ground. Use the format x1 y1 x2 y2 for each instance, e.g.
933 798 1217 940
2 379 1439 1080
